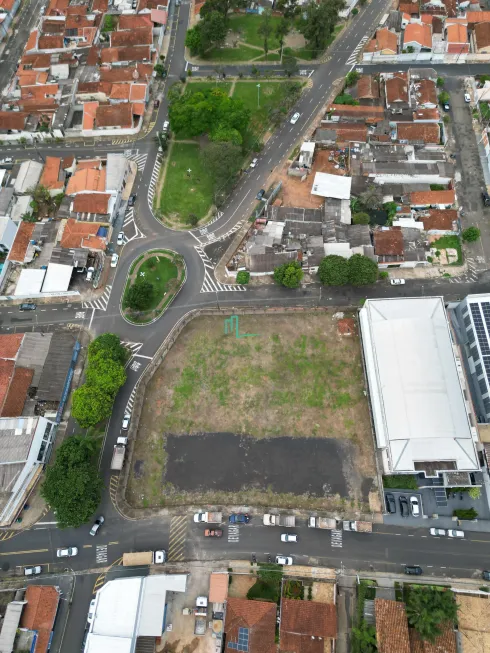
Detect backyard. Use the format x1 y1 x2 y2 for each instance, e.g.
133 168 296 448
127 312 379 511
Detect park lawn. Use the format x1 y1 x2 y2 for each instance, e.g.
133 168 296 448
228 14 281 50
254 53 281 62
160 142 215 221
233 81 287 147
285 23 343 60
204 43 261 62
132 255 178 311
186 81 232 95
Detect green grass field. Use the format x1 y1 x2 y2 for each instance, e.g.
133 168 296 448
228 14 281 50
186 81 232 95
132 255 178 311
233 81 287 145
160 143 215 221
204 43 261 62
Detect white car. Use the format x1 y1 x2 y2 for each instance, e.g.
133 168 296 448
281 533 298 543
448 529 465 538
90 516 104 537
110 253 119 268
86 266 94 282
430 528 446 536
390 279 405 285
290 112 300 125
464 92 471 103
87 599 96 625
24 565 42 576
155 550 167 564
122 413 131 430
275 555 293 565
162 120 170 132
0 157 13 164
117 232 124 246
57 546 78 558
249 158 258 169
409 495 420 517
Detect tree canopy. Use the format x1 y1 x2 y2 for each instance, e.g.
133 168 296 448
359 185 383 210
406 587 458 642
352 212 370 225
462 226 481 242
86 353 128 396
88 333 127 365
299 0 345 54
273 260 304 288
125 280 154 311
41 436 103 529
201 141 242 199
318 255 349 286
71 385 113 428
348 253 378 286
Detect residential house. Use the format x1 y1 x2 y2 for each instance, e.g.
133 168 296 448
224 598 276 653
59 218 108 251
472 22 490 53
384 72 410 110
396 123 440 144
418 208 458 233
357 75 380 104
0 216 18 254
7 222 36 263
412 78 437 107
445 21 469 54
14 160 43 195
403 22 432 51
375 599 411 653
0 0 21 41
374 226 428 267
410 189 455 207
39 156 66 196
365 28 398 55
20 586 61 653
279 598 337 653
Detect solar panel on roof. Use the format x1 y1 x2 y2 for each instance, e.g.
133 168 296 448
470 303 490 355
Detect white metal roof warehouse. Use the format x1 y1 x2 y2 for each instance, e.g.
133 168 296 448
359 297 479 475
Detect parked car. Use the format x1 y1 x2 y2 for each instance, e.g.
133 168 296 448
275 555 293 565
0 157 13 164
111 253 119 268
86 266 95 282
155 550 167 563
24 566 42 576
290 112 300 125
404 565 423 575
90 516 105 537
57 547 78 558
162 120 170 133
256 189 265 201
385 492 396 514
390 279 405 285
482 191 490 207
19 303 36 311
117 232 125 246
204 529 223 537
448 529 465 538
87 599 96 625
122 413 130 430
409 495 420 517
154 99 160 108
482 570 490 581
281 533 298 543
399 495 409 518
128 194 137 207
442 102 450 112
430 528 446 536
249 158 258 169
229 513 251 524
464 92 471 103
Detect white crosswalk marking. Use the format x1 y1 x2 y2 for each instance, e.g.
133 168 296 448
228 525 240 543
122 207 146 243
125 387 137 414
96 545 108 563
195 246 214 270
201 270 247 293
82 285 112 311
122 342 144 356
148 156 162 207
126 150 149 172
346 35 369 66
75 311 86 319
331 529 343 548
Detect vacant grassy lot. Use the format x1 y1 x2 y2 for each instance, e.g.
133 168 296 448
159 142 215 222
186 81 232 95
128 313 378 511
229 14 281 50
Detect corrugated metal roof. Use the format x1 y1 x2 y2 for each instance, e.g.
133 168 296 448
36 332 76 401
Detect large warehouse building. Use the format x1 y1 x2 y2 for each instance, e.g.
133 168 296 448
359 297 480 481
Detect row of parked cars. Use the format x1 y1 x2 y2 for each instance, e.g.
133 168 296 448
385 493 420 517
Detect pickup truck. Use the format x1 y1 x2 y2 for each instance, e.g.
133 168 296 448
263 514 295 527
110 437 128 471
193 511 222 524
308 516 338 530
122 550 166 566
342 520 372 533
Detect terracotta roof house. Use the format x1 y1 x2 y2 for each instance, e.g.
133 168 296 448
99 63 153 82
209 572 228 604
39 156 65 193
419 208 458 232
413 107 440 121
0 111 28 133
445 22 469 54
409 623 457 653
60 218 107 250
0 334 24 360
1 367 34 417
224 598 276 653
374 228 405 263
72 193 112 216
95 103 134 130
110 26 153 47
365 28 398 54
385 73 410 108
7 222 36 264
66 166 106 194
357 75 380 100
91 0 109 12
82 101 99 130
473 21 490 53
410 189 455 206
375 599 411 653
396 123 440 143
21 585 60 653
280 598 337 653
118 13 152 29
466 10 490 28
404 22 432 51
100 45 152 64
413 78 437 107
326 104 385 122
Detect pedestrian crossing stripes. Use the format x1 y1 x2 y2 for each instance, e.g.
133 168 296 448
112 137 134 145
123 207 135 228
201 269 247 293
123 207 146 243
125 388 137 415
331 529 343 548
83 285 112 311
148 156 162 207
198 220 244 245
346 35 369 66
168 516 187 561
109 475 119 509
122 342 144 356
126 151 148 172
195 245 214 270
228 525 239 543
0 530 16 541
96 545 108 564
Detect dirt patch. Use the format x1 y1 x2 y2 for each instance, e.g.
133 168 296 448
284 29 306 50
228 574 256 599
312 581 335 604
127 313 377 511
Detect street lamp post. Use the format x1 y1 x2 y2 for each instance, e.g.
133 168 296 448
257 83 261 109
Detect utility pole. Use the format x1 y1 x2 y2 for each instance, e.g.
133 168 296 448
257 83 261 109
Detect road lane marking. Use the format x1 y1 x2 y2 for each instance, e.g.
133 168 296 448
83 544 93 548
108 541 119 545
0 548 49 556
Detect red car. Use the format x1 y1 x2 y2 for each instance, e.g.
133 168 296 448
204 529 223 538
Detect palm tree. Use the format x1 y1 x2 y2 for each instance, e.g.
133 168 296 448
352 623 377 653
406 588 458 643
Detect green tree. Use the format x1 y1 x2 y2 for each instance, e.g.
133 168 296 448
406 587 458 642
439 91 450 105
236 270 250 284
200 10 228 50
353 211 370 225
72 385 113 429
273 260 303 288
201 141 242 194
88 333 127 365
185 25 203 56
345 70 360 86
276 0 299 18
125 280 155 311
348 254 378 286
21 212 36 222
154 63 166 78
275 16 290 53
318 255 349 286
437 76 445 87
352 623 377 653
41 436 103 529
300 0 345 54
86 353 127 395
283 55 299 77
210 125 242 145
462 226 481 242
28 184 57 216
359 185 383 210
258 9 273 58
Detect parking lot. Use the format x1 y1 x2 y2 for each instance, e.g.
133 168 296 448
384 491 424 521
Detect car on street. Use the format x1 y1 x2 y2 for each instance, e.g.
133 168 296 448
204 529 223 537
399 495 409 517
430 528 446 536
464 92 471 103
87 599 96 625
155 550 167 563
448 529 465 538
162 120 170 133
117 232 125 246
57 547 78 558
442 102 450 112
154 99 160 108
24 566 42 576
281 533 298 543
128 194 137 207
90 516 105 536
390 279 405 285
256 189 265 201
482 191 490 207
276 555 293 565
404 565 423 575
111 253 119 268
229 513 250 524
385 492 396 514
0 157 13 164
19 303 36 311
86 266 94 282
482 570 490 581
290 112 300 124
409 495 420 517
122 413 131 430
249 158 258 169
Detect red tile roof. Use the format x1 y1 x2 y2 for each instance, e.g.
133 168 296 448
371 28 398 53
466 10 490 27
8 222 36 263
73 193 111 214
397 123 440 143
130 83 147 101
38 34 64 49
91 0 108 11
100 45 152 64
0 0 16 12
374 228 404 256
1 367 34 417
410 189 455 205
60 218 107 250
39 156 64 191
357 75 380 99
99 63 154 82
0 335 24 360
474 22 490 50
0 111 28 131
336 126 368 142
408 623 457 653
82 101 98 130
280 598 337 653
413 107 440 121
327 104 384 121
110 26 153 47
404 22 432 48
446 22 468 43
386 73 409 104
375 599 411 653
118 13 152 29
96 103 133 128
414 79 437 105
419 208 457 231
0 359 15 414
225 598 276 653
21 586 60 653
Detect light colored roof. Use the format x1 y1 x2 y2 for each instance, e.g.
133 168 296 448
359 297 479 473
311 172 351 199
209 572 229 603
404 22 432 48
14 269 46 296
0 602 24 653
13 160 43 194
41 263 72 293
139 575 187 636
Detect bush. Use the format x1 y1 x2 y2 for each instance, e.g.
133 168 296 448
462 226 481 242
439 91 450 105
236 270 250 284
345 70 360 87
353 211 370 225
430 184 446 191
273 260 303 288
333 94 359 105
468 486 481 499
383 474 418 490
379 271 389 279
437 77 445 87
125 280 154 311
453 508 478 520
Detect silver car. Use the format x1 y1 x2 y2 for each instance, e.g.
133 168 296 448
24 566 42 576
57 546 78 557
90 516 105 536
429 528 446 536
275 555 293 565
448 529 464 538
